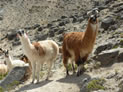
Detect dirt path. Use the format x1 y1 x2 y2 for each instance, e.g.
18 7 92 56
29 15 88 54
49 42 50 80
14 67 90 92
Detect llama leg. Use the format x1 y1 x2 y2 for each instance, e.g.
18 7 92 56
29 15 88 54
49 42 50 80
46 62 53 80
40 63 43 71
63 57 69 76
36 62 41 83
72 62 76 74
31 62 36 84
77 64 84 76
76 55 88 76
76 56 84 76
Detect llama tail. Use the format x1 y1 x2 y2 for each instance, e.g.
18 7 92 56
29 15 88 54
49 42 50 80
59 46 62 53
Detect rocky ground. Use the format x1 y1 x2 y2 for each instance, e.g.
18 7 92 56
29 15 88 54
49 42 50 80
0 0 123 92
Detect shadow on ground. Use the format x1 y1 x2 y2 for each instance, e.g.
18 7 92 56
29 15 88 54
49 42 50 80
15 80 52 92
57 73 91 89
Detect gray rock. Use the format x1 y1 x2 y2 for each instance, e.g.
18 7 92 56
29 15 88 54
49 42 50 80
7 30 17 40
37 27 43 31
47 23 53 28
12 41 21 46
104 0 113 5
93 48 123 66
35 33 48 41
0 66 28 90
92 90 105 92
0 8 4 20
114 5 123 13
94 43 114 55
58 19 70 26
49 29 55 37
57 28 66 34
61 15 67 19
57 34 63 42
118 79 123 92
101 16 115 30
117 51 123 62
106 72 117 79
121 15 123 20
24 24 40 30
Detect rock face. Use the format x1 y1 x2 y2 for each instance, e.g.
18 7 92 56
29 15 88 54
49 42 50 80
93 48 123 66
0 66 28 90
94 43 114 55
101 16 115 30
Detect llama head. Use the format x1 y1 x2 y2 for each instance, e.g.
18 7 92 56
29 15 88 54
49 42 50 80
4 49 9 58
87 8 99 24
17 29 28 40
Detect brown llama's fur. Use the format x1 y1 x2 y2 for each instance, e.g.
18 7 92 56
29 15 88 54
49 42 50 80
32 42 45 56
62 16 98 76
20 55 32 82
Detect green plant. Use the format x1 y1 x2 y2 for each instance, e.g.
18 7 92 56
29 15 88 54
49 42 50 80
0 86 3 92
67 64 77 71
113 45 119 49
120 33 123 38
87 78 106 92
0 73 8 80
94 62 101 69
6 81 20 91
40 71 44 78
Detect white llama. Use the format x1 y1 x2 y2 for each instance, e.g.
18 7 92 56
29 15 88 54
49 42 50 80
17 29 59 83
4 50 29 72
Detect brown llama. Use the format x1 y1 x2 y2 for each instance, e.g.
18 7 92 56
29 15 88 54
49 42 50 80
62 10 99 76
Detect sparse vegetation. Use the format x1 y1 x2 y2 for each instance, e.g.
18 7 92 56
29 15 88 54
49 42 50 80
0 73 8 80
67 64 77 72
40 71 45 78
87 78 106 92
120 33 123 38
113 45 119 49
6 81 20 91
0 87 3 92
93 62 101 69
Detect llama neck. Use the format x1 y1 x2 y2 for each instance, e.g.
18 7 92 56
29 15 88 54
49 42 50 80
20 38 33 54
82 21 98 46
6 56 12 67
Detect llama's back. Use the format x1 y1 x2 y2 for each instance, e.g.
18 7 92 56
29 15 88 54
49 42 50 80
12 60 29 67
38 40 59 61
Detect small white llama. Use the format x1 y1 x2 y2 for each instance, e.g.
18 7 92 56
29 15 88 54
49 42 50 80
4 50 29 72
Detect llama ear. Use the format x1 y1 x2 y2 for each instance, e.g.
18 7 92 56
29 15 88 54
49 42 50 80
6 50 9 54
87 11 92 16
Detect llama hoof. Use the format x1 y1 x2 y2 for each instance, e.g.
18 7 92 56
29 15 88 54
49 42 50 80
66 70 69 76
76 71 80 76
65 75 69 78
66 73 69 77
76 69 84 77
31 80 35 84
73 71 76 75
31 81 34 84
45 77 49 81
36 81 40 84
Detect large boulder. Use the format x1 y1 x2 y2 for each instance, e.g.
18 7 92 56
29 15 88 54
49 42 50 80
94 43 114 55
93 48 123 66
0 66 29 90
